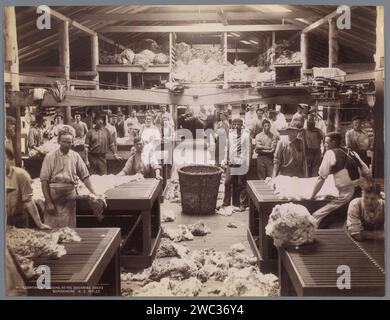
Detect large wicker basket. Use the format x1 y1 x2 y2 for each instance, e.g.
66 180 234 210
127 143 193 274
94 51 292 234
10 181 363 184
178 165 223 215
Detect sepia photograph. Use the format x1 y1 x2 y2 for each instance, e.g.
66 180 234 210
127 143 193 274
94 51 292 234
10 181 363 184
2 3 385 298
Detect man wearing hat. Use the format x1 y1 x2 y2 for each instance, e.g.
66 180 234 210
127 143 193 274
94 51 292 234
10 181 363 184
345 115 370 166
84 114 124 175
273 124 307 178
115 111 126 138
221 117 251 211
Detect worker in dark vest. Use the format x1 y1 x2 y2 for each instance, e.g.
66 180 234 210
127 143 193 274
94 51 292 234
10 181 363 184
309 132 371 227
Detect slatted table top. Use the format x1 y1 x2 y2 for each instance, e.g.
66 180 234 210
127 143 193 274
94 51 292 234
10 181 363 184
103 178 161 207
280 229 385 296
29 228 121 286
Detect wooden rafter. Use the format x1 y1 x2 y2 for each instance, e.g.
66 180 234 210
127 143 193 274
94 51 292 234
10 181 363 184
77 11 319 22
101 24 302 33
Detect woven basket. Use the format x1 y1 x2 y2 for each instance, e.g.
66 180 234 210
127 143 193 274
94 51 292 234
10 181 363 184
178 165 223 215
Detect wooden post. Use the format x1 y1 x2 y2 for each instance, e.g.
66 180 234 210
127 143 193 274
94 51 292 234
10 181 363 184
4 6 21 167
59 20 71 123
300 32 308 78
326 104 340 133
91 34 99 90
328 19 338 67
373 6 384 178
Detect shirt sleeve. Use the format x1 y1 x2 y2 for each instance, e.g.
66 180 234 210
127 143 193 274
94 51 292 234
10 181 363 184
83 123 88 136
318 150 336 179
121 156 134 175
149 150 161 170
84 130 91 148
345 130 353 149
75 153 90 181
39 154 52 182
273 140 283 166
18 170 33 203
27 129 35 149
347 198 364 235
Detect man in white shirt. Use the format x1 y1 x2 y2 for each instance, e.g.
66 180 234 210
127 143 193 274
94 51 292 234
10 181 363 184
274 104 288 131
309 132 370 227
244 104 258 133
221 118 251 211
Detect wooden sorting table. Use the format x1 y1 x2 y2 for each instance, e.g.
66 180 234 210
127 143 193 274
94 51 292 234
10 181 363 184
27 228 121 296
77 179 162 269
278 229 385 296
247 180 328 272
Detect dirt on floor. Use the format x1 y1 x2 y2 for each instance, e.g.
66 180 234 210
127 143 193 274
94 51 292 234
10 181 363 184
120 177 280 297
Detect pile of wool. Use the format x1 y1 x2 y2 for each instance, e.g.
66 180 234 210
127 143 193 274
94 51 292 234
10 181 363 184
164 179 181 203
6 226 82 279
188 220 211 236
153 52 169 64
265 202 317 247
162 225 194 242
269 175 339 200
121 244 278 297
133 49 156 69
156 239 190 258
133 277 202 296
219 267 279 296
161 210 176 223
172 42 224 83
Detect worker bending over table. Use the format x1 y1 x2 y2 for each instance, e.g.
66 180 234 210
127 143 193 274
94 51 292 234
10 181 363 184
347 182 384 241
117 137 163 181
309 132 371 227
40 129 98 228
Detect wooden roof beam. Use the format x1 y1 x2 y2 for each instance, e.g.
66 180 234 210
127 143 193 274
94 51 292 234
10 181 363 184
101 24 302 33
42 6 128 50
302 6 355 33
77 11 319 22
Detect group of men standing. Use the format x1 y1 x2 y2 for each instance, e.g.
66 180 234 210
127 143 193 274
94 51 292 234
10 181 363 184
219 103 373 225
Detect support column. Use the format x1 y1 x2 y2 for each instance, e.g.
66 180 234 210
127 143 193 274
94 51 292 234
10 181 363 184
59 20 71 123
328 19 338 67
373 6 384 178
4 6 21 166
300 32 308 78
91 34 99 90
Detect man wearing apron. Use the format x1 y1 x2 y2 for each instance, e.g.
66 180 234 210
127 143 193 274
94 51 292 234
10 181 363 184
40 129 98 228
